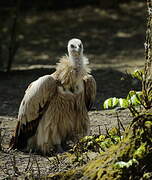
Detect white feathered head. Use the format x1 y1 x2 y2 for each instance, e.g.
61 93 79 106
67 38 83 58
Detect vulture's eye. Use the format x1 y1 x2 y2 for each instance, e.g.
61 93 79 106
71 44 75 48
79 44 82 48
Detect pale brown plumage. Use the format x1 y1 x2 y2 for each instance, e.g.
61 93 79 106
9 39 96 154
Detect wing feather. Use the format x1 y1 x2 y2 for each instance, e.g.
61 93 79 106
9 75 57 150
83 75 96 111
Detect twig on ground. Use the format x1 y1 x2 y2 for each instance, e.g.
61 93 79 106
98 125 101 134
33 155 41 178
28 154 35 173
104 124 110 137
55 154 60 164
25 150 32 172
11 155 21 175
116 112 125 132
0 165 11 178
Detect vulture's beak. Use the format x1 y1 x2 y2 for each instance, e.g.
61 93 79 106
72 46 81 56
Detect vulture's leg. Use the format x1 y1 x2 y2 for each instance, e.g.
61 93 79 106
42 143 50 155
55 144 64 153
61 140 70 150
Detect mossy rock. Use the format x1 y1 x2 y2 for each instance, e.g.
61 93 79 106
48 112 152 180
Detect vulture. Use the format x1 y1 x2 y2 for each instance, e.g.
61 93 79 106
9 38 96 155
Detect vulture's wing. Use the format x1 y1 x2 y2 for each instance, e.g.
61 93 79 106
9 75 57 150
83 75 96 111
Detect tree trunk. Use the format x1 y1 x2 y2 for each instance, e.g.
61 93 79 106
143 0 152 108
6 0 21 72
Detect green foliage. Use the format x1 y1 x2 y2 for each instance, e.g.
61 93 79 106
103 91 142 110
103 68 152 116
127 91 143 106
72 128 122 165
82 128 120 152
143 172 152 180
133 143 147 160
131 69 143 81
114 158 138 169
103 97 119 109
50 112 152 180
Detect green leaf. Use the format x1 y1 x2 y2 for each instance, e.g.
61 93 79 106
133 143 147 159
103 98 112 109
87 141 94 147
127 91 142 106
98 135 105 141
112 97 119 107
114 159 138 169
112 135 121 143
80 135 94 143
130 95 140 105
95 135 105 142
108 127 119 136
103 97 119 109
118 98 129 108
127 90 136 100
132 69 143 81
99 139 113 149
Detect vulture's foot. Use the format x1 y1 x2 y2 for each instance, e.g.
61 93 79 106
55 144 64 153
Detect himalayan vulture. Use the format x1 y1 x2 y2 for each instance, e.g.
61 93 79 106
9 38 96 155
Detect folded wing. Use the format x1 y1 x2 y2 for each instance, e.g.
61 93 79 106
9 75 57 150
83 75 96 111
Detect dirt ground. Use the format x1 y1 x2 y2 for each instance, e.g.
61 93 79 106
0 2 146 179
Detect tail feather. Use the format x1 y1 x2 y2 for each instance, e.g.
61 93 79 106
9 119 39 150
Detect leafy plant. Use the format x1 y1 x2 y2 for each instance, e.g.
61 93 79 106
114 158 138 169
103 69 152 115
103 91 143 109
71 128 122 165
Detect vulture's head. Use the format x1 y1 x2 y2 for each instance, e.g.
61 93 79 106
67 38 83 59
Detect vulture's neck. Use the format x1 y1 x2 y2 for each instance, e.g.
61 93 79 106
69 55 83 71
55 55 90 87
